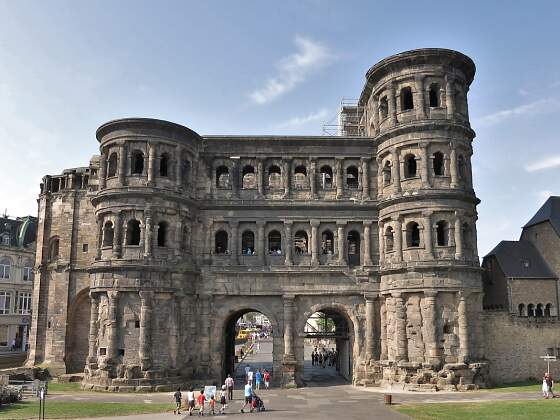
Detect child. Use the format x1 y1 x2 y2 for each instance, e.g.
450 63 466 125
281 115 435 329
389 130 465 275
209 393 216 415
263 370 270 390
255 369 262 390
173 388 182 415
220 385 227 415
197 389 206 416
187 387 195 416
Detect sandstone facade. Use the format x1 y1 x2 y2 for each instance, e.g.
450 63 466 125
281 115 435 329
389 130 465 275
26 48 489 391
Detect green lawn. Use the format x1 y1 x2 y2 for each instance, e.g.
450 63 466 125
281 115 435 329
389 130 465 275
46 382 83 393
485 381 541 393
0 401 171 419
395 400 560 420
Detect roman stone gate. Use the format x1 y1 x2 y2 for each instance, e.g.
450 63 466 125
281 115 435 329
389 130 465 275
27 49 489 391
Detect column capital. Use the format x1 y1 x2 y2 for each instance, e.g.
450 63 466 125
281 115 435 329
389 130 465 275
360 156 371 163
107 290 119 300
310 219 320 227
362 220 374 227
282 294 296 302
458 290 471 300
284 220 293 226
336 220 347 227
89 291 100 300
424 290 438 298
419 141 429 149
256 220 266 228
228 219 239 228
376 156 383 164
422 210 434 218
364 292 379 301
392 292 403 299
139 290 154 303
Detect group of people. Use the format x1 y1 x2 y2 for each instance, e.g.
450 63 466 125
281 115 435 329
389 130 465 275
542 372 555 399
311 347 338 369
173 387 224 417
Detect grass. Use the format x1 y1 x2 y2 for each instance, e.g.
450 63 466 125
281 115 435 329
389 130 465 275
395 400 560 420
46 382 83 393
485 381 541 393
0 400 171 419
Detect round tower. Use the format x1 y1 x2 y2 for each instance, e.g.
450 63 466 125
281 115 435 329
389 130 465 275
361 49 487 388
83 118 201 391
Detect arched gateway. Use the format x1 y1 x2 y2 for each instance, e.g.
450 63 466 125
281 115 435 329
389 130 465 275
27 49 489 391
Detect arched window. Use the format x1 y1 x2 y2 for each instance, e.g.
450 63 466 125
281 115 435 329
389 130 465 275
215 230 228 254
293 166 307 189
401 87 414 111
404 154 417 178
385 226 394 252
294 231 308 255
528 304 535 317
131 151 144 175
268 230 282 254
242 166 256 189
536 304 544 318
216 166 230 189
241 231 255 255
102 221 114 247
157 221 168 247
383 160 392 185
462 223 471 249
49 237 60 261
347 230 360 266
429 84 440 107
0 257 10 279
107 153 118 177
321 230 334 254
545 303 552 317
433 152 444 176
159 153 170 177
320 166 333 189
268 165 282 189
23 260 34 281
457 155 466 180
379 96 388 119
518 303 525 317
436 220 449 246
346 166 359 189
406 222 420 247
126 220 141 246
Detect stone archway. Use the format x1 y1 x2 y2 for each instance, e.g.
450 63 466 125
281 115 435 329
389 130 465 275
65 289 91 373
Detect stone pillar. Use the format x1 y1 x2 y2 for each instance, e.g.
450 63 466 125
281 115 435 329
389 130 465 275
423 211 433 259
309 158 317 199
454 212 463 260
422 291 440 364
392 149 401 192
449 144 458 188
139 291 153 372
282 158 291 198
335 158 343 199
283 295 295 359
419 141 430 188
144 212 153 257
445 76 455 118
257 221 266 266
380 299 388 360
388 83 397 125
95 215 103 260
147 143 156 186
372 95 379 135
378 220 385 266
257 159 264 196
376 157 383 199
106 290 119 362
175 145 183 189
415 75 426 119
310 220 319 266
118 143 126 185
232 158 240 198
364 293 376 360
362 221 373 266
393 292 408 362
99 150 107 190
457 292 470 363
205 218 214 257
113 212 123 258
87 292 99 365
361 157 370 199
337 222 346 265
230 220 239 265
394 217 403 262
284 221 293 266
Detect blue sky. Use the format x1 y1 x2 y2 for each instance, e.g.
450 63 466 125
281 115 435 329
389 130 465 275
1 0 559 255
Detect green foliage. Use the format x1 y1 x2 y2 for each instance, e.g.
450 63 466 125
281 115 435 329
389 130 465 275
486 381 541 393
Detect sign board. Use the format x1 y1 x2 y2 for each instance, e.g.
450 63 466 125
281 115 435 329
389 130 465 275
39 387 45 400
203 385 216 402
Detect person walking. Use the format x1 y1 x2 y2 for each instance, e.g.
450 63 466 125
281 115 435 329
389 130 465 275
255 369 262 390
543 373 550 399
244 365 250 381
197 389 206 416
240 381 253 413
225 373 234 401
173 388 182 415
546 373 555 398
220 385 228 415
247 368 254 387
187 387 196 416
263 370 270 390
209 393 216 416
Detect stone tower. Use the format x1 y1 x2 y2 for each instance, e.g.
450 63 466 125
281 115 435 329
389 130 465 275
360 49 486 386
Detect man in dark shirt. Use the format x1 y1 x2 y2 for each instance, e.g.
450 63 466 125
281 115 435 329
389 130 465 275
173 388 182 415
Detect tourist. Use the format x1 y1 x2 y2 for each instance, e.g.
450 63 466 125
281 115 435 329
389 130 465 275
244 364 250 381
543 373 550 398
10 339 16 351
225 373 234 400
209 393 216 415
187 387 196 416
173 387 182 415
311 350 316 366
263 370 270 390
240 381 253 413
220 385 228 414
197 389 206 416
247 368 254 387
546 373 555 398
255 369 262 390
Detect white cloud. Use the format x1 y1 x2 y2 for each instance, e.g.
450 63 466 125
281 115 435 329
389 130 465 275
478 98 559 126
518 88 529 96
276 108 329 128
250 36 336 105
525 155 560 172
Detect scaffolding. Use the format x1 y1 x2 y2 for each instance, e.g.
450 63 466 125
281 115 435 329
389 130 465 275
322 98 365 136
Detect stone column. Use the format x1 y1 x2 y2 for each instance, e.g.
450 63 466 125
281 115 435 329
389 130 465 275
422 291 440 364
445 76 455 118
449 144 458 188
284 221 293 266
380 299 388 360
454 211 463 260
206 218 214 257
144 212 153 257
378 220 385 266
230 220 239 265
419 141 430 188
335 158 344 199
376 157 383 199
337 222 346 265
423 211 433 259
257 221 266 266
99 150 107 190
139 291 153 372
87 292 99 365
415 75 426 119
361 157 370 199
175 145 183 189
392 149 401 192
283 295 295 359
457 292 470 363
388 83 397 125
232 158 240 198
118 143 126 185
309 158 317 199
372 95 379 135
257 159 264 196
147 142 156 186
394 217 403 262
113 212 123 258
106 290 119 362
310 220 319 266
364 293 377 360
282 158 291 198
362 221 373 266
95 215 103 260
393 292 408 362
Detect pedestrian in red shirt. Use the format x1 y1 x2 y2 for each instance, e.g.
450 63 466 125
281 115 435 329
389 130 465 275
197 389 206 416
